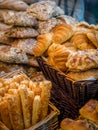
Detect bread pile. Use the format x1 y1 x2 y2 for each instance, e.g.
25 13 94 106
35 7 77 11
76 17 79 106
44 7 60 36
33 21 98 81
0 0 68 75
0 71 52 130
60 99 98 130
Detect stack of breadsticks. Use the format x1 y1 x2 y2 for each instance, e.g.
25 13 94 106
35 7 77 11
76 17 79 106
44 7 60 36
59 99 98 130
0 72 52 130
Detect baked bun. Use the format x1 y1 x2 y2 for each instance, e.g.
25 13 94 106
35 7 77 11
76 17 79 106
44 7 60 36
52 23 74 44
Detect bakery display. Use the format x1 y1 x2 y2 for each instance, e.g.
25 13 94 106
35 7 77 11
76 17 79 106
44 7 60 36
0 0 98 129
0 71 52 130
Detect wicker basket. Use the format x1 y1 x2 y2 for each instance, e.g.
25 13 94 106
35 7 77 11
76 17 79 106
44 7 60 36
26 102 60 130
37 56 98 108
0 70 60 130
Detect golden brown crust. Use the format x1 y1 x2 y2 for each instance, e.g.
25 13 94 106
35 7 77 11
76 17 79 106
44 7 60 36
52 23 74 44
60 118 90 130
0 121 9 130
47 43 74 71
66 49 98 72
79 99 98 125
70 31 95 50
66 69 98 81
40 81 52 120
0 99 12 129
32 95 41 125
33 32 53 56
86 29 98 48
6 90 24 130
18 86 31 129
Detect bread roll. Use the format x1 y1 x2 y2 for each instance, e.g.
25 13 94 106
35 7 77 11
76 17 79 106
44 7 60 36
12 39 37 55
27 1 56 20
0 0 28 11
8 27 39 38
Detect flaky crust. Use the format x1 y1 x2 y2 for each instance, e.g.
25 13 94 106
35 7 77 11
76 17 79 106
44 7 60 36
70 31 95 50
33 32 53 56
52 23 74 44
66 49 98 72
79 99 98 125
47 43 75 71
66 69 98 81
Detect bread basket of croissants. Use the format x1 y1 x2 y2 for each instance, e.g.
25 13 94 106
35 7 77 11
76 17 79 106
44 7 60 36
34 21 98 109
0 70 60 130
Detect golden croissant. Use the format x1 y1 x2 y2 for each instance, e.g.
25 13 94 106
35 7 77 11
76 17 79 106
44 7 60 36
70 31 95 50
33 32 53 56
52 23 74 44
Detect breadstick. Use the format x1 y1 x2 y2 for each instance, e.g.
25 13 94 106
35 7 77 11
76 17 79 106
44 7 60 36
40 81 52 119
18 85 31 129
0 99 12 129
32 95 41 125
6 90 24 130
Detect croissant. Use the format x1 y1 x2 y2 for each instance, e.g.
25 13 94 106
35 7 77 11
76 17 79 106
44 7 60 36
86 29 98 48
66 49 98 72
0 0 28 11
47 43 74 71
70 31 95 50
33 32 53 56
52 23 74 44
